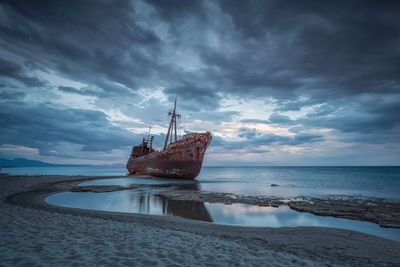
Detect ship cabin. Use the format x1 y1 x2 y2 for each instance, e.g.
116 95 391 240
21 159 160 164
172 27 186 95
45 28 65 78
130 136 155 159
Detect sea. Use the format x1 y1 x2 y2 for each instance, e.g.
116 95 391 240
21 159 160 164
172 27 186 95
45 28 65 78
4 166 400 200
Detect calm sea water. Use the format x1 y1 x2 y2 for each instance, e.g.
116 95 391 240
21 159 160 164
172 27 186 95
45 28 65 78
46 190 400 242
6 166 400 200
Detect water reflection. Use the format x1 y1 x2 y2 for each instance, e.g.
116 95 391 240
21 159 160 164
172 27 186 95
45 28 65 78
80 177 197 187
127 191 211 222
46 190 400 242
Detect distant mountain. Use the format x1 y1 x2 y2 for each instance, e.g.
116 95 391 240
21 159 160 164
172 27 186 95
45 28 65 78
0 158 77 167
0 158 125 168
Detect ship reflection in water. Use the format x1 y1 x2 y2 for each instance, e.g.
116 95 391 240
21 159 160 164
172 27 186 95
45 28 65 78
46 187 400 243
128 191 212 222
47 186 212 222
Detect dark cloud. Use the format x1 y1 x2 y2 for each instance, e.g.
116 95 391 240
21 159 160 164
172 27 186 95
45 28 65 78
188 110 239 123
164 84 220 111
0 58 46 87
238 128 257 139
0 100 148 156
0 0 399 164
298 97 400 134
203 0 400 101
145 0 206 22
0 0 162 93
58 86 88 95
235 127 324 148
2 0 398 103
57 85 132 98
0 89 25 100
268 113 294 125
275 98 320 112
336 129 400 145
239 119 269 124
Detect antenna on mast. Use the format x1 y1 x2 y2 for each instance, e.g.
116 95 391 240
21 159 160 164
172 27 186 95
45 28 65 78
163 98 180 150
146 126 151 141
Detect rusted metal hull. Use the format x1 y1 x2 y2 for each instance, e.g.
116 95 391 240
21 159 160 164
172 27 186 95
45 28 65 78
127 132 212 179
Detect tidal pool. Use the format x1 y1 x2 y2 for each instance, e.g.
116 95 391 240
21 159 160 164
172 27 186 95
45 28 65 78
46 190 400 242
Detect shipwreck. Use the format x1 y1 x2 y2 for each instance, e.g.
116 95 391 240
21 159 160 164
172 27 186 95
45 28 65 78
127 100 212 179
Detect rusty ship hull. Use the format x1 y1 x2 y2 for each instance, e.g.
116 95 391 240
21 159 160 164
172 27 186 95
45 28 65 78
127 132 212 179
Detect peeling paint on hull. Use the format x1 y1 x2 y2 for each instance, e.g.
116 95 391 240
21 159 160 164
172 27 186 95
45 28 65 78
127 132 212 179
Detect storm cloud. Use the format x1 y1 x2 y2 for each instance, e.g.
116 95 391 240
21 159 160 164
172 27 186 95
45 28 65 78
0 0 399 165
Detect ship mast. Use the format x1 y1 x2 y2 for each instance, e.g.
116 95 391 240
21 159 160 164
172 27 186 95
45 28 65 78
164 98 180 150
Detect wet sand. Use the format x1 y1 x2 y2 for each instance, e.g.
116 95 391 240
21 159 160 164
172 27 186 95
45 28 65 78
1 174 400 266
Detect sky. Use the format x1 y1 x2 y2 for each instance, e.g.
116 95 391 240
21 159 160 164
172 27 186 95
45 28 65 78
0 0 399 166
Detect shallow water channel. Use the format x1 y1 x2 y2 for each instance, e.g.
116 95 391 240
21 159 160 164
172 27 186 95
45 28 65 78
46 183 400 243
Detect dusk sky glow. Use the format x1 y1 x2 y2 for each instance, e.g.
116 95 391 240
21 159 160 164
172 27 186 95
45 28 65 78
0 0 399 165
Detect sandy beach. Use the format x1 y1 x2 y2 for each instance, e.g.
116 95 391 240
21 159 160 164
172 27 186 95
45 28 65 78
1 175 400 266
